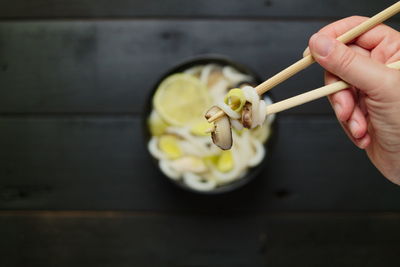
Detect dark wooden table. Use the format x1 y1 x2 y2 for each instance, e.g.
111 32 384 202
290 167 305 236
1 1 400 266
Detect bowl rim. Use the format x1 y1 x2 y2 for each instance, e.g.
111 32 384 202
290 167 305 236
141 54 278 194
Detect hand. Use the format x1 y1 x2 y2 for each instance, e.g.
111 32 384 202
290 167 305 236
306 16 400 184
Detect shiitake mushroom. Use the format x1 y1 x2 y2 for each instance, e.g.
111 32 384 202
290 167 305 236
205 106 233 150
241 102 253 129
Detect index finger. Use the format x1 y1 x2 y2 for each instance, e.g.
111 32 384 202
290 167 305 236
317 16 369 39
318 15 399 50
303 16 398 56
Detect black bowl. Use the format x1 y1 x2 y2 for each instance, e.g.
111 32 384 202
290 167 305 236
142 55 277 194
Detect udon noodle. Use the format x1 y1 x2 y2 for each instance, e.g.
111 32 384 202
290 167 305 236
147 64 275 192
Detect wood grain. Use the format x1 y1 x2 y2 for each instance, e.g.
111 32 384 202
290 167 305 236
1 212 400 267
0 20 332 115
0 116 398 211
0 0 395 19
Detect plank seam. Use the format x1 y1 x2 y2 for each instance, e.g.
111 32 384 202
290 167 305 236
1 16 399 23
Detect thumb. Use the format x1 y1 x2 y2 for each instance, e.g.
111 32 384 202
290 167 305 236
309 33 399 100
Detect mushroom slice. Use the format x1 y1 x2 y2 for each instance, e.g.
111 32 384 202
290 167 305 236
241 102 253 129
205 106 233 150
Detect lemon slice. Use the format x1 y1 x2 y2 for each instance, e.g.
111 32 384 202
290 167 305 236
158 135 182 159
153 74 210 126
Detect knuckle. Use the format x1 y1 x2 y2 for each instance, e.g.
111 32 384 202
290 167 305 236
347 15 368 24
380 68 400 91
349 15 362 21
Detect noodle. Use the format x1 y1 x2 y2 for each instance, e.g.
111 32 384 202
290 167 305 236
230 119 244 131
264 96 276 125
159 160 181 180
241 86 267 128
166 127 218 156
148 137 167 160
247 138 265 167
209 79 230 104
222 66 253 85
183 172 217 191
217 101 241 119
200 64 218 85
184 66 203 76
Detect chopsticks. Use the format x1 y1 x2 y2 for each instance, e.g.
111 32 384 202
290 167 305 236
265 60 400 115
207 1 400 122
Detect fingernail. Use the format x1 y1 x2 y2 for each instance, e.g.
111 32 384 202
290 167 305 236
334 103 342 119
311 34 334 57
359 138 368 149
349 119 359 137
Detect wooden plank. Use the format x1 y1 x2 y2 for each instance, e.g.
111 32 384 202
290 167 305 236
0 0 395 19
2 20 398 115
0 20 369 115
0 115 399 211
1 212 400 267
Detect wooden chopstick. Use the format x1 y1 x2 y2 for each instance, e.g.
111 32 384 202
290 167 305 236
207 1 400 123
265 60 400 115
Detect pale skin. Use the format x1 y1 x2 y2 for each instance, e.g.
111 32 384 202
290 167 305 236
305 16 400 185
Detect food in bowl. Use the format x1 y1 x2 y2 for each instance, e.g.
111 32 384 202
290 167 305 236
147 62 275 192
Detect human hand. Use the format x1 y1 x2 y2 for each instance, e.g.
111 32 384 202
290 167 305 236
306 16 400 184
